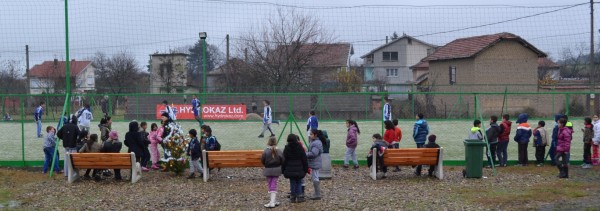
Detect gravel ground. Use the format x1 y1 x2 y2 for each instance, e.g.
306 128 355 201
3 165 600 210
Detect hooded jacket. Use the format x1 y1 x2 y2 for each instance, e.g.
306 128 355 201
98 123 110 142
557 127 572 153
57 116 80 148
413 119 429 144
593 119 600 145
533 126 548 147
306 138 323 169
468 126 483 140
282 141 308 179
124 122 145 158
486 122 502 144
583 124 593 144
261 146 285 177
187 137 201 160
346 125 358 149
513 114 532 144
498 119 512 142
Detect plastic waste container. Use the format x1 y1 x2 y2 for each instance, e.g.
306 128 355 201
463 139 486 178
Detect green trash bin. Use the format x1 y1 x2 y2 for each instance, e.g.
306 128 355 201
463 139 487 178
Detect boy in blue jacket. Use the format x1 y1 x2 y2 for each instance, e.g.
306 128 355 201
187 129 202 179
413 113 429 175
549 114 563 166
514 113 532 166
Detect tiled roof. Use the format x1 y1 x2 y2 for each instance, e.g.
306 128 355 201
538 57 560 69
29 60 91 78
361 34 436 58
273 43 353 67
410 61 429 70
423 32 546 61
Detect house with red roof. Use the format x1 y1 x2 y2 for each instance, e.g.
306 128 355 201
28 59 96 94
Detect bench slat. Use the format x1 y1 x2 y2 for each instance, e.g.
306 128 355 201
207 150 263 154
73 161 132 166
384 152 439 157
70 157 131 162
210 163 264 168
384 158 438 166
71 153 131 158
73 165 132 169
209 155 262 159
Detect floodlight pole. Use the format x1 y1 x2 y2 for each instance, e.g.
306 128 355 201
199 32 207 126
65 0 71 110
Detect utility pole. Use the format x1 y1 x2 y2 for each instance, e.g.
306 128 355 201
25 45 30 94
590 0 596 115
226 34 230 62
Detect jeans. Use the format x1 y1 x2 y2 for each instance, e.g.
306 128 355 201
584 143 592 164
189 158 202 173
267 176 278 192
36 120 42 137
535 146 546 164
344 148 358 166
311 169 320 182
64 147 78 176
486 142 498 166
518 143 528 165
415 143 424 174
496 141 508 166
43 147 60 173
141 148 151 167
289 178 303 196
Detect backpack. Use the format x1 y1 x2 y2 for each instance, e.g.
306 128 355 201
207 136 221 151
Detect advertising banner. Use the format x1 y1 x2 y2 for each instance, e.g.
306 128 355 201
155 104 246 120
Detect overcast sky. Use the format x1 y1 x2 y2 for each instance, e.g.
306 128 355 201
0 0 596 70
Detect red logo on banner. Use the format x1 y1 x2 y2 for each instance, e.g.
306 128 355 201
155 104 246 120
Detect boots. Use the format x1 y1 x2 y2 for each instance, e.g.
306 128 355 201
264 191 278 208
558 165 569 178
296 194 305 203
290 195 297 203
563 166 569 178
310 181 322 200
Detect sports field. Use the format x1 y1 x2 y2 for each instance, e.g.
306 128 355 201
0 119 585 162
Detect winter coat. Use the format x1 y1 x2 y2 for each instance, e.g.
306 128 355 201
533 127 548 147
413 119 429 144
556 127 572 153
346 125 358 149
395 127 402 142
148 130 161 145
43 131 57 148
425 141 440 149
593 120 600 145
57 123 80 148
583 124 593 144
306 138 323 170
187 137 201 160
124 122 145 157
98 124 110 142
486 122 502 144
384 129 397 146
261 147 284 177
102 139 122 153
498 119 512 142
513 114 532 144
468 127 483 140
282 141 308 179
139 130 150 147
79 141 102 153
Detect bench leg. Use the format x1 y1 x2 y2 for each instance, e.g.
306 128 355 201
202 150 208 182
370 148 377 180
66 153 79 183
435 148 444 180
131 162 142 183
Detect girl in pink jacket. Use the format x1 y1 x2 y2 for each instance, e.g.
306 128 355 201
555 118 572 178
148 123 161 170
344 120 360 169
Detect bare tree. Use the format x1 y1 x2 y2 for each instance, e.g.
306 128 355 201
93 51 145 94
150 54 187 93
0 60 26 94
238 8 334 92
559 43 589 79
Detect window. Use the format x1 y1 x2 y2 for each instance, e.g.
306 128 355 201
382 52 398 61
386 68 398 77
366 54 374 64
86 75 94 85
449 66 456 85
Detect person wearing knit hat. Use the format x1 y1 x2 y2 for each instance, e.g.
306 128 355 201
514 113 532 166
109 131 119 140
102 130 123 180
424 135 440 177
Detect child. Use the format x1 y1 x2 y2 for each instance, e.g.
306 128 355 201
533 121 548 167
204 127 219 151
468 120 483 140
79 134 102 180
383 120 397 147
413 113 429 175
102 131 123 180
367 134 388 178
486 116 502 167
307 111 318 136
513 113 532 166
282 134 308 203
98 116 111 143
582 117 594 169
306 129 324 200
592 115 600 165
139 122 151 170
42 126 61 174
148 123 161 170
186 129 202 179
497 114 512 167
258 100 275 138
34 101 44 138
425 135 440 177
344 119 360 169
75 130 89 152
549 114 563 166
392 119 403 172
556 118 572 178
261 136 285 208
77 104 93 132
383 97 392 121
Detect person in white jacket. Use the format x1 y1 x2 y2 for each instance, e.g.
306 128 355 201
78 104 93 132
592 115 600 165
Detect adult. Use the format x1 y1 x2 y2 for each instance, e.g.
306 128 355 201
77 104 93 132
34 101 45 138
102 131 123 180
57 115 80 176
383 97 392 122
98 116 112 143
282 134 308 203
258 100 275 138
124 121 144 163
191 95 202 127
100 95 109 118
162 100 177 121
412 113 429 176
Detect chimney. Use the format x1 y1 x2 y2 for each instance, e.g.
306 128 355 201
386 36 388 44
53 59 58 70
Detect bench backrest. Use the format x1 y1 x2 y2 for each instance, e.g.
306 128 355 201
206 150 263 168
70 153 134 169
383 148 440 166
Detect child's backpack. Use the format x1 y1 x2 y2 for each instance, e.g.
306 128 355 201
321 130 331 153
207 136 221 151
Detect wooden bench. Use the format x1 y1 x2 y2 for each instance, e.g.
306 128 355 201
201 150 263 182
66 152 142 183
370 148 444 180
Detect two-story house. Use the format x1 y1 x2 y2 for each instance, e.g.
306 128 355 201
361 34 436 99
28 59 95 94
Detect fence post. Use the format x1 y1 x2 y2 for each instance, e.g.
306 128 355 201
411 85 415 118
565 93 570 116
20 95 25 166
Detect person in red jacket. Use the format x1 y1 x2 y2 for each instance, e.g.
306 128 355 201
392 119 402 172
556 118 572 178
383 120 397 146
497 114 512 167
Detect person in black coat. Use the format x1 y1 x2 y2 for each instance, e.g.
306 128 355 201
282 134 308 203
57 115 80 176
124 121 144 163
102 131 123 180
